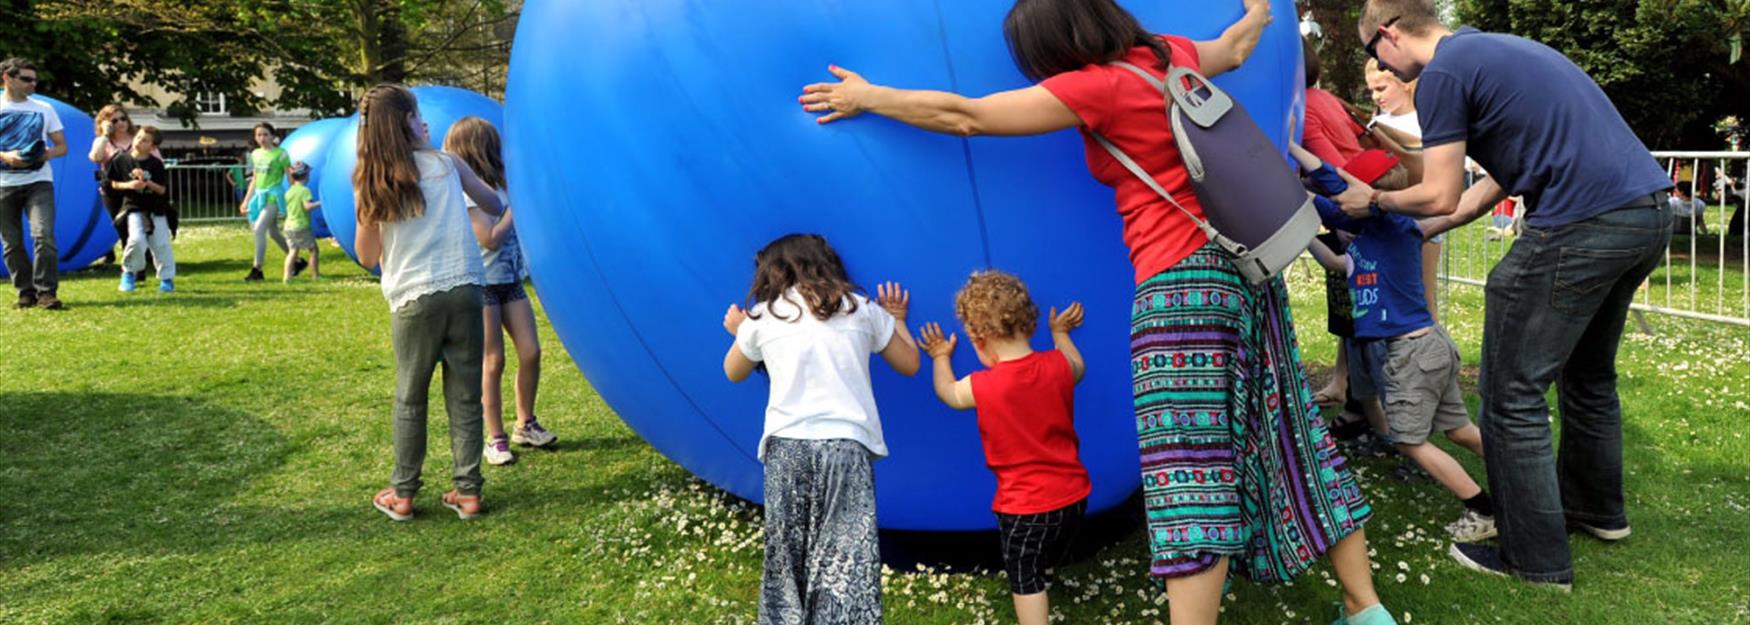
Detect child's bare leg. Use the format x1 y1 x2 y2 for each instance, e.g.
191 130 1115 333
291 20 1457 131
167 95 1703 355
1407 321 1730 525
1317 341 1350 403
282 249 297 283
1445 423 1484 456
1362 398 1390 438
480 304 509 439
1397 442 1483 499
309 245 320 278
1013 592 1049 625
502 296 542 428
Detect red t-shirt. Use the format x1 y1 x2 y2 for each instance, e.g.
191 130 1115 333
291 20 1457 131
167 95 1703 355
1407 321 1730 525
1303 87 1365 166
968 350 1091 515
1040 35 1208 285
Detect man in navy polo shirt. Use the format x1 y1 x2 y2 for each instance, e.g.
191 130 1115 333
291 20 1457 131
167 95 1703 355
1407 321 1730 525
1340 0 1673 590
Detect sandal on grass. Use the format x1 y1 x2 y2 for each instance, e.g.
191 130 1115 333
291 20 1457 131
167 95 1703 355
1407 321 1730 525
442 490 482 520
373 487 414 522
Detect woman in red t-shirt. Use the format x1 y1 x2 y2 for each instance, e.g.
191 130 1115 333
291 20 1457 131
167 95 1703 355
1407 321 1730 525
798 1 1392 623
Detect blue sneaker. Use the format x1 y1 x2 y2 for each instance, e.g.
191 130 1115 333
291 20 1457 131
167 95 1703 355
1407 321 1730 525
118 272 137 293
1331 604 1398 625
158 279 175 293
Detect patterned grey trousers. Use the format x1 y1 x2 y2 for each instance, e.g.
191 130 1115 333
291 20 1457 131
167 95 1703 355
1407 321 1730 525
759 437 883 625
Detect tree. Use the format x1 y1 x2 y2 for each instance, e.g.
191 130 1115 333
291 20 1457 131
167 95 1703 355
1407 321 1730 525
1455 0 1750 149
20 0 517 126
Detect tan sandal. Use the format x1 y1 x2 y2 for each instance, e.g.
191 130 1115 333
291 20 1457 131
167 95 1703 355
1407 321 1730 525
442 490 482 520
373 488 414 522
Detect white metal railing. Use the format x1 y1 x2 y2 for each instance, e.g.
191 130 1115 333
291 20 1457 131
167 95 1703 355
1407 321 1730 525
1437 151 1750 327
163 162 249 223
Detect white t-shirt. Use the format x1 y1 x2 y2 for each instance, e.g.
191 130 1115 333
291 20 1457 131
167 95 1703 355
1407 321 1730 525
1669 196 1706 219
735 289 896 461
0 96 65 187
1372 110 1421 140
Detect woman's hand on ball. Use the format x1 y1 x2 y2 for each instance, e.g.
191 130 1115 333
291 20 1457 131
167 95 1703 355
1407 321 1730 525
723 304 747 336
801 65 872 124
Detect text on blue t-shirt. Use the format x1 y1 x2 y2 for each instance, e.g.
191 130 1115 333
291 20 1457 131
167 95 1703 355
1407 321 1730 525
1304 165 1435 339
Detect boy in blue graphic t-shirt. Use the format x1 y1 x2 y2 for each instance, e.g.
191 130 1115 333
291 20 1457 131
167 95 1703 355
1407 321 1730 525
1291 143 1497 546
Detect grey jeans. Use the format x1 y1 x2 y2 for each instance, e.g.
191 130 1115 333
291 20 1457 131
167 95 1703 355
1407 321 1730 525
389 285 486 498
0 181 57 296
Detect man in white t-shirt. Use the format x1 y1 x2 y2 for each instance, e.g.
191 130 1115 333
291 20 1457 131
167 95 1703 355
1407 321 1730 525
0 58 67 309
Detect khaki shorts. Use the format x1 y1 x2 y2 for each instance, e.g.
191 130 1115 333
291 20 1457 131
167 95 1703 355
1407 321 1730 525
1380 327 1472 445
284 228 317 250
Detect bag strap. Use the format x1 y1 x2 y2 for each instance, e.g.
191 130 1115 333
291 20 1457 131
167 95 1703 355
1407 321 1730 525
1089 61 1236 251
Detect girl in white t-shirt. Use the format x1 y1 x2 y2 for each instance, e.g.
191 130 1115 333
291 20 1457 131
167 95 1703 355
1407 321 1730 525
721 233 919 625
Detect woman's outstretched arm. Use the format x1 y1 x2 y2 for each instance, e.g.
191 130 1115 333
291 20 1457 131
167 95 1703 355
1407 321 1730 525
801 66 1080 137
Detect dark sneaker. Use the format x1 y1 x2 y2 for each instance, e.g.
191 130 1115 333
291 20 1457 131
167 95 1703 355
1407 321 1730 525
293 257 310 277
1569 519 1631 542
14 292 36 309
1447 543 1572 591
36 292 63 310
244 267 265 282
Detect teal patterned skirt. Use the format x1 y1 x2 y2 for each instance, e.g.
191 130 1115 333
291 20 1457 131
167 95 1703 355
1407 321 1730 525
1132 245 1370 583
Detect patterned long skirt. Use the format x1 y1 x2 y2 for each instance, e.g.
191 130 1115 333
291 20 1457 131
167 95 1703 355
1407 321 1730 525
760 437 882 625
1132 245 1370 583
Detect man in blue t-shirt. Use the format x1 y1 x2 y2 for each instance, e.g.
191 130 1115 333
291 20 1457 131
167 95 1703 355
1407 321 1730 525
1344 0 1674 590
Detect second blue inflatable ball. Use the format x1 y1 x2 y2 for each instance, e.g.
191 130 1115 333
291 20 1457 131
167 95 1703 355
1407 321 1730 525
320 86 505 268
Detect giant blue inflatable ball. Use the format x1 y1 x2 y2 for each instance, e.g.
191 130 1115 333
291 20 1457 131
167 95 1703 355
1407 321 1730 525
280 117 350 239
0 95 112 278
319 86 504 269
505 0 1304 531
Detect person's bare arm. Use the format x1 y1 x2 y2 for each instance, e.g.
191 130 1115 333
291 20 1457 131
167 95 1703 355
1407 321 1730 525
1418 175 1505 239
448 154 504 216
1307 236 1348 273
1340 141 1468 218
1049 303 1087 383
802 71 1081 137
1193 0 1273 77
354 198 383 270
876 282 921 376
918 322 975 409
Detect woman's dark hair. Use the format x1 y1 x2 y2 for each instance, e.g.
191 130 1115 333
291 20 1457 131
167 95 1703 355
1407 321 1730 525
1003 0 1171 82
745 234 861 322
1303 36 1322 88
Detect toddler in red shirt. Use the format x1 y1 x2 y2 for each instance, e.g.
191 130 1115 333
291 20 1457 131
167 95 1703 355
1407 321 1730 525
917 270 1090 625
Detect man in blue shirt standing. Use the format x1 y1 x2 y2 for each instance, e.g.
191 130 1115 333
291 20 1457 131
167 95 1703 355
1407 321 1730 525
1341 0 1673 591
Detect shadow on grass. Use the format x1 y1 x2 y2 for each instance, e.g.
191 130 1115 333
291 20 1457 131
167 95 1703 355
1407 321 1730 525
0 391 292 565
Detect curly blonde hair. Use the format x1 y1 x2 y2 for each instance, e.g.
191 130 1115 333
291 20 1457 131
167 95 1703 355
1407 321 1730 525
954 270 1038 341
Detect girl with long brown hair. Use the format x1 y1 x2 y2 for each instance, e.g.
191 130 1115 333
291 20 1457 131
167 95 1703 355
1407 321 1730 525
443 116 557 467
721 233 919 624
354 84 507 522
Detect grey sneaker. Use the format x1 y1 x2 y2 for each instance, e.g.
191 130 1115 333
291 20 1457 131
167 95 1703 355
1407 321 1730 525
1445 508 1498 543
511 419 557 448
1570 519 1631 542
484 435 516 466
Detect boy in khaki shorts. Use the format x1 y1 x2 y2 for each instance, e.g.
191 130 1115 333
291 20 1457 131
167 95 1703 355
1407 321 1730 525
1293 144 1497 544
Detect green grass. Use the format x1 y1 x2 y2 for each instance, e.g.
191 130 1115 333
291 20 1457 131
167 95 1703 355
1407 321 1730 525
2 224 1747 624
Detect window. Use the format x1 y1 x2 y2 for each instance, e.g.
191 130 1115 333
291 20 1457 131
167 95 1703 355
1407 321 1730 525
193 92 227 115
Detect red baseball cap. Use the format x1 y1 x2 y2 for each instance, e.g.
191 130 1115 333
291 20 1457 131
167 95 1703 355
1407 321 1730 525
1343 149 1401 184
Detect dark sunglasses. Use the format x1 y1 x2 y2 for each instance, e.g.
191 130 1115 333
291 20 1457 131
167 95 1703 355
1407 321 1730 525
9 75 37 84
1365 16 1401 62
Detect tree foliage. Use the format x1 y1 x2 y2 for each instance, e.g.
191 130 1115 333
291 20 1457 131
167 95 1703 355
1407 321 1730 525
1452 0 1749 148
12 0 516 126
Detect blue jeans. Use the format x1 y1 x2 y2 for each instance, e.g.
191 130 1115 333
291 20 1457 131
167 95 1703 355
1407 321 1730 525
0 181 57 296
1479 199 1671 583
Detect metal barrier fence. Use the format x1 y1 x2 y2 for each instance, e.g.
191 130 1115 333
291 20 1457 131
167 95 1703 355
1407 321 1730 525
1436 151 1750 327
163 163 248 223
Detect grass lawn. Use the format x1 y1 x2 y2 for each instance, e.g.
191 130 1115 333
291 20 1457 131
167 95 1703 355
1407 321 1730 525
2 224 1746 624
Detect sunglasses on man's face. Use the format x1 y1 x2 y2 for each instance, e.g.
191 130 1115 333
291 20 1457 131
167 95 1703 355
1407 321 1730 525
1365 16 1401 63
9 75 37 84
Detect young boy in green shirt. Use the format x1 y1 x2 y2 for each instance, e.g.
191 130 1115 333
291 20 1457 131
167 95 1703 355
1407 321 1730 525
281 162 320 282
